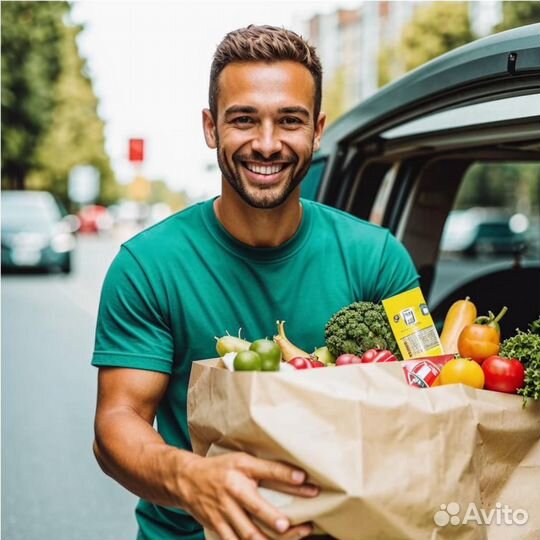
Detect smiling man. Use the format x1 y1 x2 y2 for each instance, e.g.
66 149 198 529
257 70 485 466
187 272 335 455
92 25 419 540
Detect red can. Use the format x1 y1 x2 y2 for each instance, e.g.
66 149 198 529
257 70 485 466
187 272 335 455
402 354 456 388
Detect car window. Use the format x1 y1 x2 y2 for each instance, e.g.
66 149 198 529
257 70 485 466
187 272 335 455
369 165 397 225
430 161 540 306
1 193 61 230
381 93 540 140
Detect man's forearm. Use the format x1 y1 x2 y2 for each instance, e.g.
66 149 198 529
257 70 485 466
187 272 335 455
93 407 200 508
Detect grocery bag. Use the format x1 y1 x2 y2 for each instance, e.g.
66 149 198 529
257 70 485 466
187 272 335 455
187 359 540 540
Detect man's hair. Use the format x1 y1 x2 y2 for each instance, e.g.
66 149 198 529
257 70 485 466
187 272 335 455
209 25 322 121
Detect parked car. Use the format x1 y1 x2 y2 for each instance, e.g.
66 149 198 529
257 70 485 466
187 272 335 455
302 24 540 336
441 208 529 256
1 191 77 274
78 204 114 234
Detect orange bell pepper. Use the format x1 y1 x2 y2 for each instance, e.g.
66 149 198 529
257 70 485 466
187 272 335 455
457 306 507 364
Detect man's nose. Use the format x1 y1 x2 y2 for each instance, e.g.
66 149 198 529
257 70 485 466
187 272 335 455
251 121 282 158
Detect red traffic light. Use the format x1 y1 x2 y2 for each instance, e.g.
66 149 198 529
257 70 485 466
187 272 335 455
129 138 144 162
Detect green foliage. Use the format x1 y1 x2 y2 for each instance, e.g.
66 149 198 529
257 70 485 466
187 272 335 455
322 66 348 126
495 1 540 32
325 301 400 359
400 2 474 73
456 163 540 212
1 2 68 188
378 44 400 88
2 2 117 207
31 24 117 206
501 319 540 405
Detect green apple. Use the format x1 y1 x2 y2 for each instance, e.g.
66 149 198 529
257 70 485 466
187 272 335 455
249 339 282 371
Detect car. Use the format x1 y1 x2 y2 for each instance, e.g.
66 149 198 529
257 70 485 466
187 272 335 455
78 204 113 234
441 208 529 256
302 23 540 336
1 190 77 274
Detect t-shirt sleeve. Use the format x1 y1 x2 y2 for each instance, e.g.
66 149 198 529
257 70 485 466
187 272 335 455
372 231 420 301
91 246 174 374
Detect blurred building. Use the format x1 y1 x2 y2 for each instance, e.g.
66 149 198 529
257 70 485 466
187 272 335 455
303 0 503 115
304 1 422 109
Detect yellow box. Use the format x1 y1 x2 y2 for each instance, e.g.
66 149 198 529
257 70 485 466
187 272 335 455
382 287 443 359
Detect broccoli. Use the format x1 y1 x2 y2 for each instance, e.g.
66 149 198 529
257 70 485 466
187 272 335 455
325 301 401 359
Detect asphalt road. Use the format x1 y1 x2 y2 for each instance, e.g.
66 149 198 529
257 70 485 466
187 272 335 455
2 229 140 540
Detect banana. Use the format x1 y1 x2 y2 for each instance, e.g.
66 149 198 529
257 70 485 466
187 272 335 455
273 320 310 362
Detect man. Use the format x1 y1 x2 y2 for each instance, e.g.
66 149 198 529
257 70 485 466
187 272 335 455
92 25 419 540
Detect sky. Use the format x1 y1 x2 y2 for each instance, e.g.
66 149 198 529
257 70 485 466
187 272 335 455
70 0 364 200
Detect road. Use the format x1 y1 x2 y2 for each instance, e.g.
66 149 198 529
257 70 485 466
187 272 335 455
2 228 140 540
1 226 530 540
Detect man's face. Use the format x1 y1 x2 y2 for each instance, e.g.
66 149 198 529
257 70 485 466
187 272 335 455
203 61 325 209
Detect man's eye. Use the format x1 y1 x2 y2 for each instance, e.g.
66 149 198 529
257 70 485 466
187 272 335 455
281 117 302 126
232 116 254 125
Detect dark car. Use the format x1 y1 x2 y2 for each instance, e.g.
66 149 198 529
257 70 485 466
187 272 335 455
302 23 540 336
1 191 77 274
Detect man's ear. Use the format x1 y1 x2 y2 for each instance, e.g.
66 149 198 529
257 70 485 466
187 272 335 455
313 111 326 152
202 108 217 149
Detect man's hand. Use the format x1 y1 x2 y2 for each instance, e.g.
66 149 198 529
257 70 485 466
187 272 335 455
94 367 318 539
179 451 318 540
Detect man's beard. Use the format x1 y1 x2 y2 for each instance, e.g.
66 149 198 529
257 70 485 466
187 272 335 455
216 142 313 209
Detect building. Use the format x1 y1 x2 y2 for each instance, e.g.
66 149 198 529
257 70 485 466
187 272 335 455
303 1 503 121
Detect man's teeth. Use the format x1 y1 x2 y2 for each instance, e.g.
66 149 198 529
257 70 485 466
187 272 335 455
245 163 285 175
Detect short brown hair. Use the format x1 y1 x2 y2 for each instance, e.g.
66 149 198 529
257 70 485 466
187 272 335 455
209 25 322 121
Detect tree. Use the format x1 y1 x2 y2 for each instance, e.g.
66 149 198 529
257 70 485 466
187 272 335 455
2 2 117 207
377 2 475 87
29 23 118 206
399 2 474 74
495 1 540 32
1 2 68 189
322 66 348 126
456 163 540 214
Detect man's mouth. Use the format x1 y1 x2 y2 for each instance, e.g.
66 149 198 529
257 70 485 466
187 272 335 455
242 162 290 176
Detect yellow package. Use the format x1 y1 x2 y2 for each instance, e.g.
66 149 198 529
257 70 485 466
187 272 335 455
382 287 443 359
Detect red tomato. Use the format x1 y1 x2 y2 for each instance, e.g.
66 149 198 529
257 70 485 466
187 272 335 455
335 354 362 366
311 360 326 368
360 349 398 363
481 356 525 394
288 357 313 369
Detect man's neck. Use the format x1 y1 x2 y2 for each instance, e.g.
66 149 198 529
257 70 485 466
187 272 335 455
214 183 303 248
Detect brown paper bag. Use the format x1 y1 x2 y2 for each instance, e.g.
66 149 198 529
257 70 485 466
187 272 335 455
187 359 540 540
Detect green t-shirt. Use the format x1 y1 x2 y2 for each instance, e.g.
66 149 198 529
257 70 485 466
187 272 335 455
92 197 419 540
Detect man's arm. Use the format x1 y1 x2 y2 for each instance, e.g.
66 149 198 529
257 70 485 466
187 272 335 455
93 367 317 540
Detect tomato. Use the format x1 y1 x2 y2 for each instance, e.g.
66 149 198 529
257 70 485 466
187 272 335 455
311 360 326 368
233 350 262 371
439 358 485 389
481 355 525 394
249 339 282 371
360 349 398 363
288 357 313 369
335 353 362 366
458 324 500 363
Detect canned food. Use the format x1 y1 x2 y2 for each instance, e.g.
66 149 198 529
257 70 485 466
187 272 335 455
402 354 456 388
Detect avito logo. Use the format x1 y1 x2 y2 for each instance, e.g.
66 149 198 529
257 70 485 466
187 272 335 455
434 502 528 527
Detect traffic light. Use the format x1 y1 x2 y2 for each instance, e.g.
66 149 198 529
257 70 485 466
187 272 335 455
129 138 144 162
